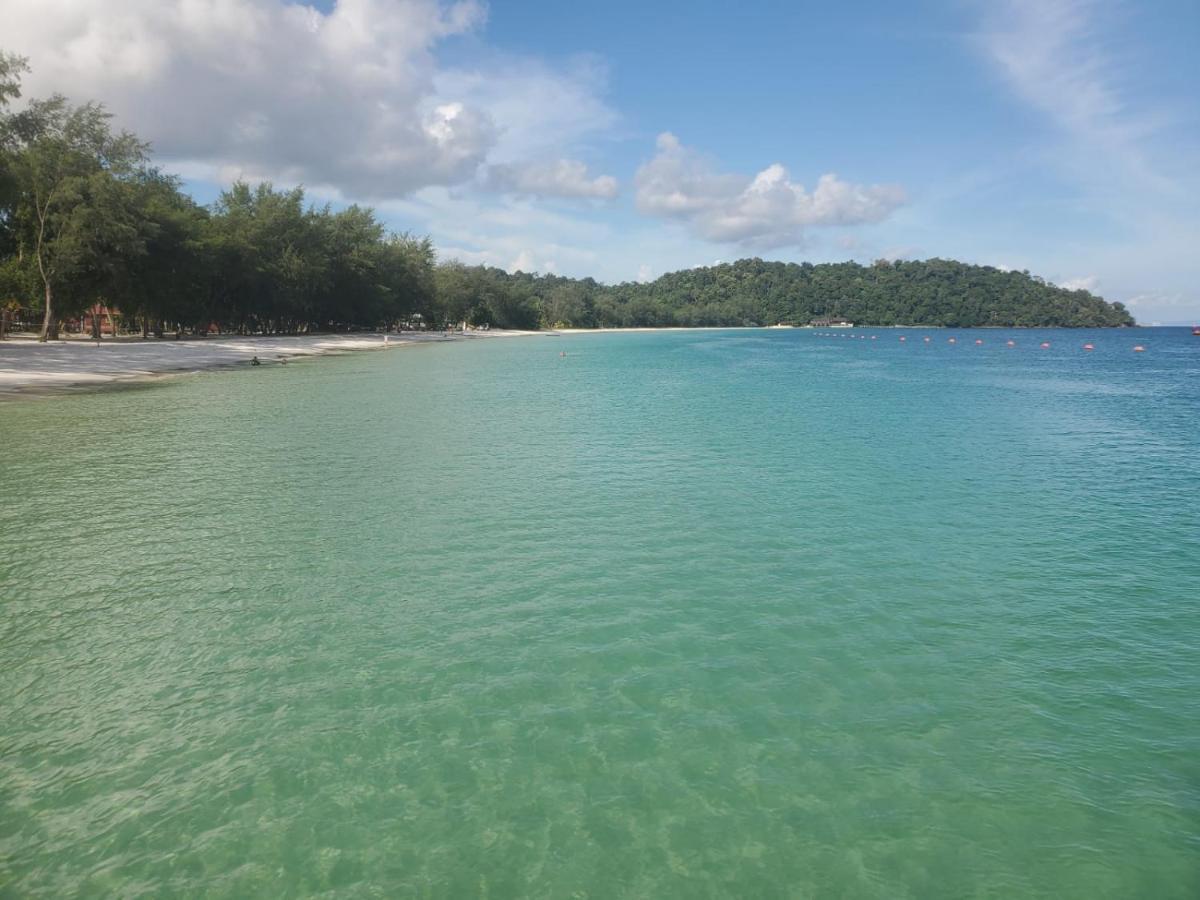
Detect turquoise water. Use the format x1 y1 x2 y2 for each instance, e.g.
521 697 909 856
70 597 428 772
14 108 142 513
2 327 1198 897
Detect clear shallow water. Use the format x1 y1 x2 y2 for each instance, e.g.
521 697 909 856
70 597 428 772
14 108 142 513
1 327 1198 897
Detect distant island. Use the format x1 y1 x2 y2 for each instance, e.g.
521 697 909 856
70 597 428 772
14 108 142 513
0 51 1133 339
467 257 1135 330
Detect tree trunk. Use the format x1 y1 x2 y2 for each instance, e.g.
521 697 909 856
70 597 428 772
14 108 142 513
142 317 149 339
38 281 53 342
0 308 8 340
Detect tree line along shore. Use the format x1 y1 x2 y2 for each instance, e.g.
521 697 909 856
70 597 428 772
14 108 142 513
0 51 1134 342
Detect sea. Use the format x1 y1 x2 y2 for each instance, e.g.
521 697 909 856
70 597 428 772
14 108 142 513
2 327 1198 897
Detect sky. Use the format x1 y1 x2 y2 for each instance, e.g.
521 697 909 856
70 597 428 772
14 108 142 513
4 0 1198 321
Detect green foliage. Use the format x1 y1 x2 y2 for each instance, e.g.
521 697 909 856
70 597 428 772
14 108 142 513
419 258 1133 330
196 183 436 333
1 84 149 337
582 257 1136 328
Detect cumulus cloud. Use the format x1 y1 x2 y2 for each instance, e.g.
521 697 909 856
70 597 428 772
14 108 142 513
503 250 558 273
1059 275 1098 292
881 245 921 261
3 0 615 200
635 133 905 248
482 159 617 199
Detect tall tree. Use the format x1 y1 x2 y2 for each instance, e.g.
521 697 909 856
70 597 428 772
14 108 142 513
0 52 30 338
6 95 146 339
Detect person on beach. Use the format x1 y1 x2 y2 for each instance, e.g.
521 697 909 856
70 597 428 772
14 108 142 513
250 356 261 366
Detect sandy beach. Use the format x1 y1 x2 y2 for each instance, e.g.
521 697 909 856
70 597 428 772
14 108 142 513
0 330 542 396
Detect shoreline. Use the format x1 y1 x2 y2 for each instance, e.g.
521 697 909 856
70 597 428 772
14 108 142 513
1 322 1171 398
0 330 541 398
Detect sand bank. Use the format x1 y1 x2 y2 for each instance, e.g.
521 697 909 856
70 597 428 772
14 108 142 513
0 330 541 396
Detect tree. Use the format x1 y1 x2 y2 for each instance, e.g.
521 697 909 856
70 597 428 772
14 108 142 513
5 94 147 339
116 170 209 335
0 53 30 338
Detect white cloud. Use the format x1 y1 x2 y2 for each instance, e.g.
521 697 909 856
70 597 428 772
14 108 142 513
881 245 921 261
508 250 536 273
980 0 1180 195
482 159 617 199
634 133 905 249
434 54 617 163
387 186 608 276
3 0 616 201
502 250 556 274
1058 275 1098 292
975 1 1200 320
635 264 654 283
985 2 1125 141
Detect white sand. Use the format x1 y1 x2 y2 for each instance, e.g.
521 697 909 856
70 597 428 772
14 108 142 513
0 330 542 395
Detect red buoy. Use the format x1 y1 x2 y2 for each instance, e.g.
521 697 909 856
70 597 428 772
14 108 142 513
899 336 906 342
1133 345 1145 352
1006 340 1016 347
1083 343 1095 351
975 339 984 345
1040 341 1051 349
948 337 957 344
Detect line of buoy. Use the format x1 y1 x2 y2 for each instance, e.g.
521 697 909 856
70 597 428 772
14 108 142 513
811 334 1147 352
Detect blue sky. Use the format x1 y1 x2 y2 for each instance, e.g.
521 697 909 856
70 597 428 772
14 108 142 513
8 0 1199 320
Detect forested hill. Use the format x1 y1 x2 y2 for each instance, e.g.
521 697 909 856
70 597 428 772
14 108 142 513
484 258 1134 329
